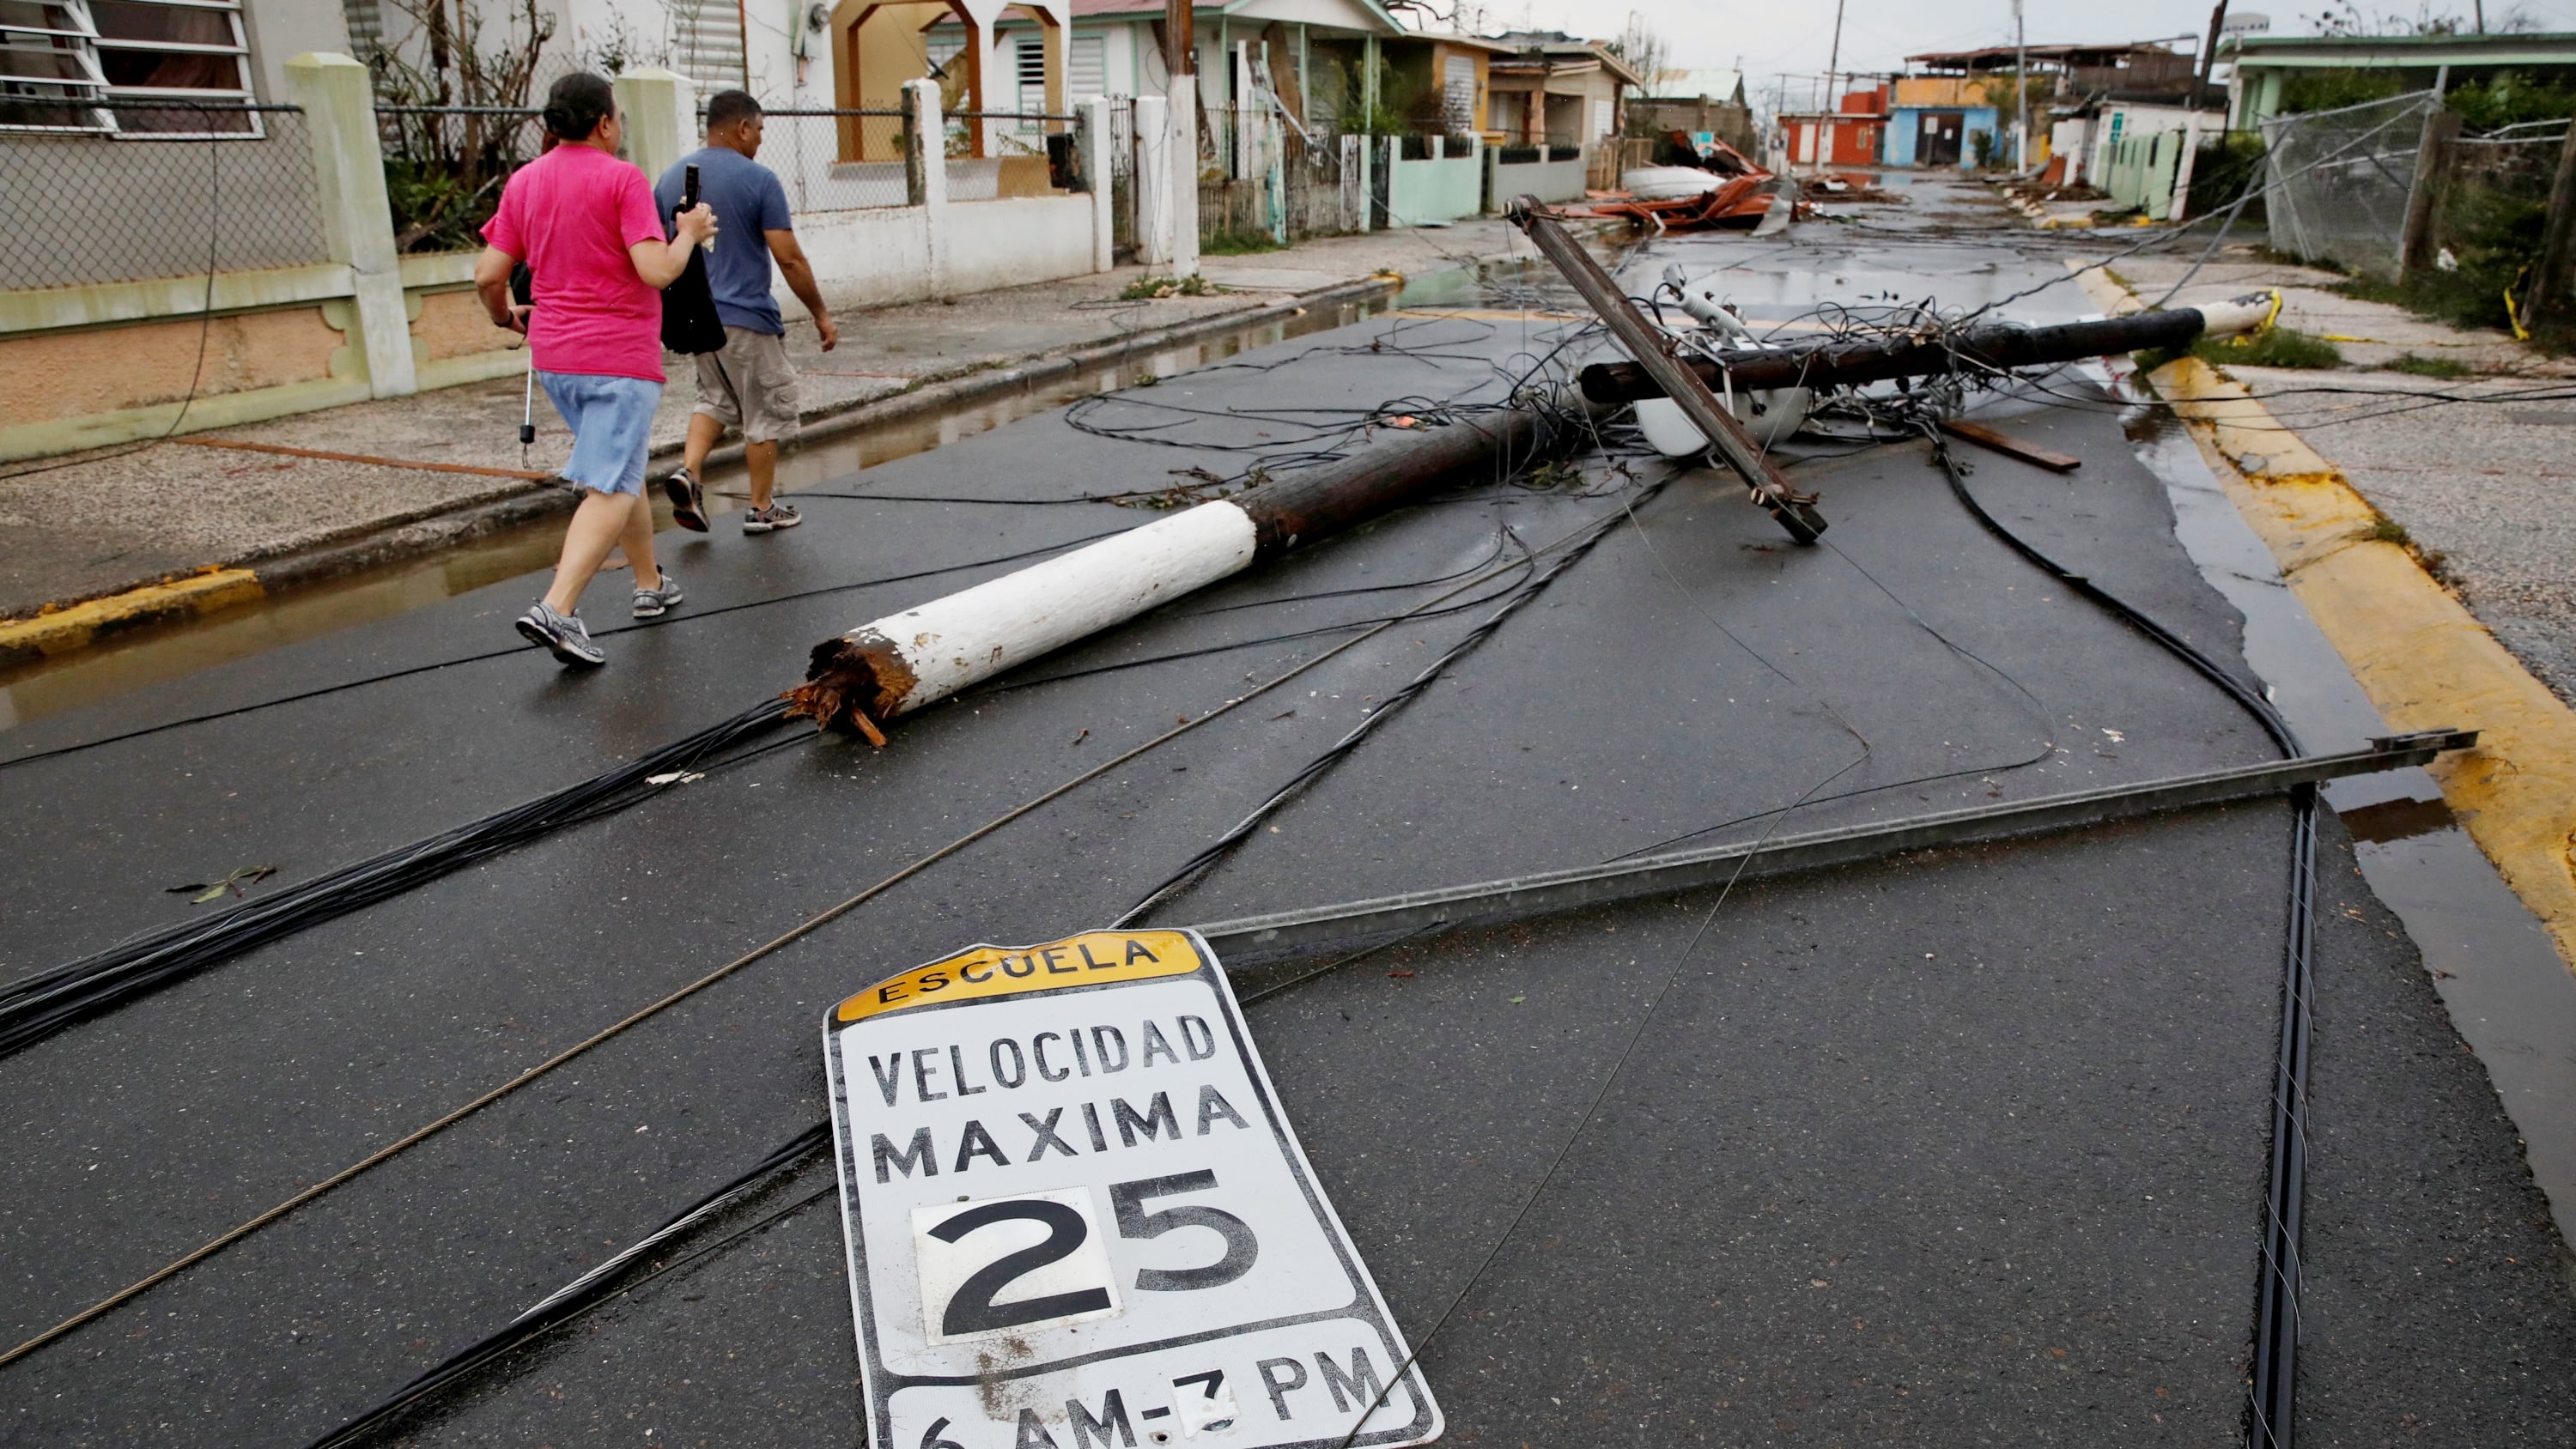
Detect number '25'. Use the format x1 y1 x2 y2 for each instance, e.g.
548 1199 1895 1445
933 1172 1261 1340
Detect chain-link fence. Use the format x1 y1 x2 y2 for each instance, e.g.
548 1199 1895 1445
0 101 332 289
2262 90 2438 281
761 109 913 213
2415 117 2571 333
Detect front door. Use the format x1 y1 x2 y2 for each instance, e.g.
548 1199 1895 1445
1918 111 1963 167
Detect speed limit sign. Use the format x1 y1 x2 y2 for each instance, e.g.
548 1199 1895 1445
823 929 1442 1449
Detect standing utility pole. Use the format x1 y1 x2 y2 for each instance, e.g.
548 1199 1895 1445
2012 0 2028 173
1165 0 1200 277
2532 119 2576 323
1826 0 1845 115
2196 1 2228 110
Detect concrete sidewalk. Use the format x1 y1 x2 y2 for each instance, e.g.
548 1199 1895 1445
2111 252 2576 706
0 222 1528 628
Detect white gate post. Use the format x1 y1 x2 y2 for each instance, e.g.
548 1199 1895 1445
289 52 416 399
1170 80 1201 278
614 68 696 187
904 78 950 296
1134 94 1172 266
1079 94 1115 273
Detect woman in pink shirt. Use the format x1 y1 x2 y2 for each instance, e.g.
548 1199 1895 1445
474 72 717 667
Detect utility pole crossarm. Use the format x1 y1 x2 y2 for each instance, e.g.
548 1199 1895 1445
1505 196 1827 543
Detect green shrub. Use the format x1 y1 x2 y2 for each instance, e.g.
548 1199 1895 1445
2136 325 2345 372
1201 231 1285 257
2280 69 2407 114
2208 326 2345 369
2385 353 2473 379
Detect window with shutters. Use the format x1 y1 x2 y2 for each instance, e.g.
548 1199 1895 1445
0 0 255 135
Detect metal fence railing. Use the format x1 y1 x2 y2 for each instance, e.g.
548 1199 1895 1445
0 100 332 290
2263 90 2439 281
1107 95 1137 257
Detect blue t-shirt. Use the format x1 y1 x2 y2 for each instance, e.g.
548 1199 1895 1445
654 146 793 335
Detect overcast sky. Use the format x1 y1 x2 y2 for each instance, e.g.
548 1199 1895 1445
1478 0 2576 98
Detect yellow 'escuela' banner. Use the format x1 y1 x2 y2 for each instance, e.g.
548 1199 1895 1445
835 930 1204 1024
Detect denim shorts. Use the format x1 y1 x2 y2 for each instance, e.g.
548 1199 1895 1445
538 370 662 496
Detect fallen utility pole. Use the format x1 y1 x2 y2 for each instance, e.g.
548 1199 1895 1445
1193 729 2477 958
1507 195 1830 543
787 410 1548 736
1575 292 2281 404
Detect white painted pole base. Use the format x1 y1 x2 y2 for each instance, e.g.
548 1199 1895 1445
2196 289 2281 340
790 501 1259 731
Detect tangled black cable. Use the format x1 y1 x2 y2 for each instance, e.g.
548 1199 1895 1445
1060 312 1607 493
0 698 794 1060
0 530 1135 776
1917 422 2316 1449
301 1120 832 1448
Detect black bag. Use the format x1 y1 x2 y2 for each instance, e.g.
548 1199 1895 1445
661 242 726 355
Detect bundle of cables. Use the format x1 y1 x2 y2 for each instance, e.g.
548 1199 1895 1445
301 1120 832 1447
0 699 793 1058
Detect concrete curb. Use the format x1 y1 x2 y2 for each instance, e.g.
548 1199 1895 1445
2153 354 2576 979
0 569 264 664
2073 259 2576 979
0 274 1406 666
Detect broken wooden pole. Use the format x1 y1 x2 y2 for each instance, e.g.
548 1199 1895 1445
1506 195 1827 543
786 411 1547 736
1574 292 2281 404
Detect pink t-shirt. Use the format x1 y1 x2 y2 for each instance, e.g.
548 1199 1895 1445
482 143 667 382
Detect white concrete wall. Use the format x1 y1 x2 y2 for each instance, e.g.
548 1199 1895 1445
2088 103 2224 192
781 195 1103 312
781 205 936 312
944 196 1099 294
1485 149 1586 208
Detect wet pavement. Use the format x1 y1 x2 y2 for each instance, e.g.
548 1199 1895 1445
3 198 2573 1447
0 289 1394 732
0 222 1533 622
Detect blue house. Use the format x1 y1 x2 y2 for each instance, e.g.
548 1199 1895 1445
1881 73 2000 169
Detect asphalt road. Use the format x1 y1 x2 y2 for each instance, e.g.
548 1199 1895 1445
2 230 2569 1447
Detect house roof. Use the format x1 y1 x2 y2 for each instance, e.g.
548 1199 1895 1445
1906 41 2187 70
2218 30 2576 65
1483 32 1644 87
1643 67 1743 101
1065 0 1403 30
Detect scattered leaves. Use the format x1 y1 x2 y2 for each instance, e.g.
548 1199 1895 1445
167 864 276 903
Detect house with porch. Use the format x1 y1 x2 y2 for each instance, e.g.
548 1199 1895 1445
2222 29 2576 128
1481 30 1637 149
1883 73 1996 169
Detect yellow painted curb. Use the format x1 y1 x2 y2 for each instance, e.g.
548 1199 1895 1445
2153 356 2576 976
0 568 264 662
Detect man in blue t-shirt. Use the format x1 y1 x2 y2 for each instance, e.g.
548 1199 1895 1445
653 90 839 536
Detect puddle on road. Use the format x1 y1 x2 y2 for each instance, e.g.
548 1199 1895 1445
0 289 1401 731
2124 390 2576 1244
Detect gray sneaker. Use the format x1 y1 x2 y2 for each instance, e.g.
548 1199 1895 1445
631 570 683 619
516 602 605 666
662 466 709 532
743 502 802 534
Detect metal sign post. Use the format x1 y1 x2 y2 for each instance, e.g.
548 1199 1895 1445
825 929 1441 1449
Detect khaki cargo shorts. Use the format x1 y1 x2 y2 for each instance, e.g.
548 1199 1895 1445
691 325 802 444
